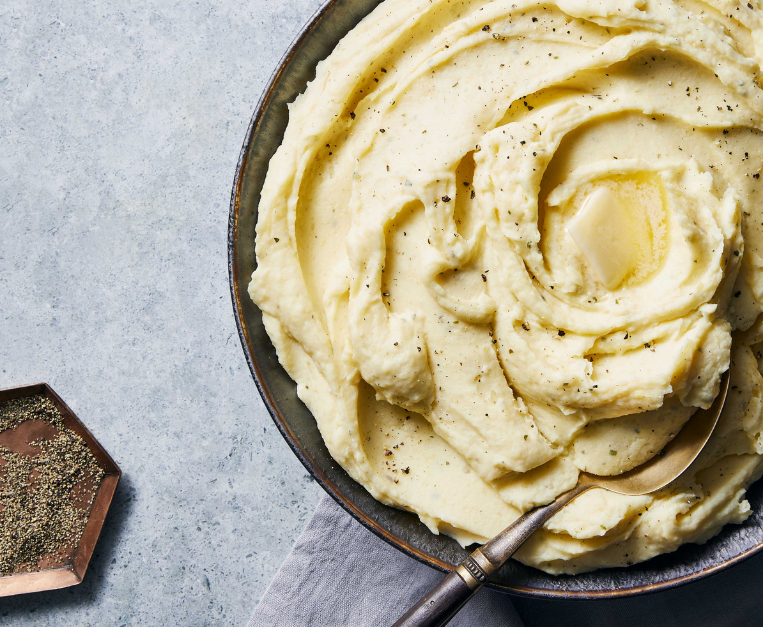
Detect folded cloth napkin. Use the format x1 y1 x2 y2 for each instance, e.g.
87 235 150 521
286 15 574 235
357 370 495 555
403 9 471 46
247 495 524 627
249 495 763 627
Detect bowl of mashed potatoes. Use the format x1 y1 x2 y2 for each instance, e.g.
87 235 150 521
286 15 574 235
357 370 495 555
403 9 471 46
230 0 763 596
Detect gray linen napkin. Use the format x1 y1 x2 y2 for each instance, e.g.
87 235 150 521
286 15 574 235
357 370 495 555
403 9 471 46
248 495 525 627
249 495 763 627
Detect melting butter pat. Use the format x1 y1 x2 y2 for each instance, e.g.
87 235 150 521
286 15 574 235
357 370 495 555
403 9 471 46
567 186 638 289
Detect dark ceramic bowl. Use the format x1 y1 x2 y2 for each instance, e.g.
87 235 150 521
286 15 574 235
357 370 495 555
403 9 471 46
228 0 763 598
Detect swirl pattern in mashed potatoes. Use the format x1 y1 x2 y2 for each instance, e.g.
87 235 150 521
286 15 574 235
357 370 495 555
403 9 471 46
250 0 763 573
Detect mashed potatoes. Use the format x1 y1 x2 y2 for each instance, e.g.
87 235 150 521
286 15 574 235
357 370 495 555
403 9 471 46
250 0 763 573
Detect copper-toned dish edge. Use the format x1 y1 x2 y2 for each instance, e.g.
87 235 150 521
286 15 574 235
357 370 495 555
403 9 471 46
0 382 121 597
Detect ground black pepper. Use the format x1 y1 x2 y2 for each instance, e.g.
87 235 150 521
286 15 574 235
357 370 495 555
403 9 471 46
0 395 104 576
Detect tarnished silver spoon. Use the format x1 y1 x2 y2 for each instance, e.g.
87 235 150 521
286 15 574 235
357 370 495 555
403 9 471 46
392 370 730 627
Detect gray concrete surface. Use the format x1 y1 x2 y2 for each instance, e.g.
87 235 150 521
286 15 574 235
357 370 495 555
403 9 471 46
0 0 326 624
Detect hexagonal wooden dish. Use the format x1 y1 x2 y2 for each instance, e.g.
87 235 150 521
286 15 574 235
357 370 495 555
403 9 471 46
0 383 120 596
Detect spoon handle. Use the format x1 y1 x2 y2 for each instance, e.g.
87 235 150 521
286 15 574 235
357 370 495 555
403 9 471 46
391 483 592 627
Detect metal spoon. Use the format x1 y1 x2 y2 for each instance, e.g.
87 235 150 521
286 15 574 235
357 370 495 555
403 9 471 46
392 370 730 627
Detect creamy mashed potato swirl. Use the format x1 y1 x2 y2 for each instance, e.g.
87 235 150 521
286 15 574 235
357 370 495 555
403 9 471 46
250 0 763 573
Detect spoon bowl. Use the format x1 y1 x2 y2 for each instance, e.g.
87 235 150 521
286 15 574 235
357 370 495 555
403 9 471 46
584 370 730 496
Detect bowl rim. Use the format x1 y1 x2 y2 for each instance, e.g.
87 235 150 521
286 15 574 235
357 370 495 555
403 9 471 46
227 0 763 599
